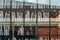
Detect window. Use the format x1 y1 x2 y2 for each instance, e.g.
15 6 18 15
4 26 10 35
43 11 49 18
25 11 30 18
5 11 10 18
0 26 3 35
17 11 23 18
38 11 42 18
12 11 16 18
30 11 36 18
0 11 3 18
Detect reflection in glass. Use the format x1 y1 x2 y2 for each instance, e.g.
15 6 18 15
25 11 30 18
0 26 3 40
0 26 3 35
38 27 49 35
5 11 10 18
43 11 49 18
30 27 33 35
17 11 23 18
13 26 23 40
38 11 42 18
51 0 59 6
58 36 60 40
30 11 36 18
12 11 16 18
33 4 37 9
3 26 10 40
0 11 3 18
14 26 24 36
17 26 24 35
24 27 30 35
38 37 43 40
24 27 36 35
4 26 10 35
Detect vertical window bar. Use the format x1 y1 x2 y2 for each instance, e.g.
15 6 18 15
36 0 38 40
23 0 25 40
3 0 5 18
10 0 12 40
49 0 51 40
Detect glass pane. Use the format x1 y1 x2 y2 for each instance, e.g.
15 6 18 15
24 26 36 40
50 36 58 40
0 26 10 39
51 0 60 6
14 0 23 2
12 0 23 8
38 11 49 26
0 0 59 40
38 0 49 5
12 11 23 26
3 0 10 8
38 36 49 40
0 0 10 8
24 26 36 35
51 0 60 9
24 0 37 9
3 11 10 21
25 0 36 3
58 36 60 40
58 10 60 36
58 28 60 35
14 26 24 40
50 27 58 35
38 27 49 35
0 0 3 8
0 11 3 21
25 10 36 26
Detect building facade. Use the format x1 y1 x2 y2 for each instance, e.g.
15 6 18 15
0 0 60 40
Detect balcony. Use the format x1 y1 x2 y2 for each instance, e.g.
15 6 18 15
0 18 59 26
